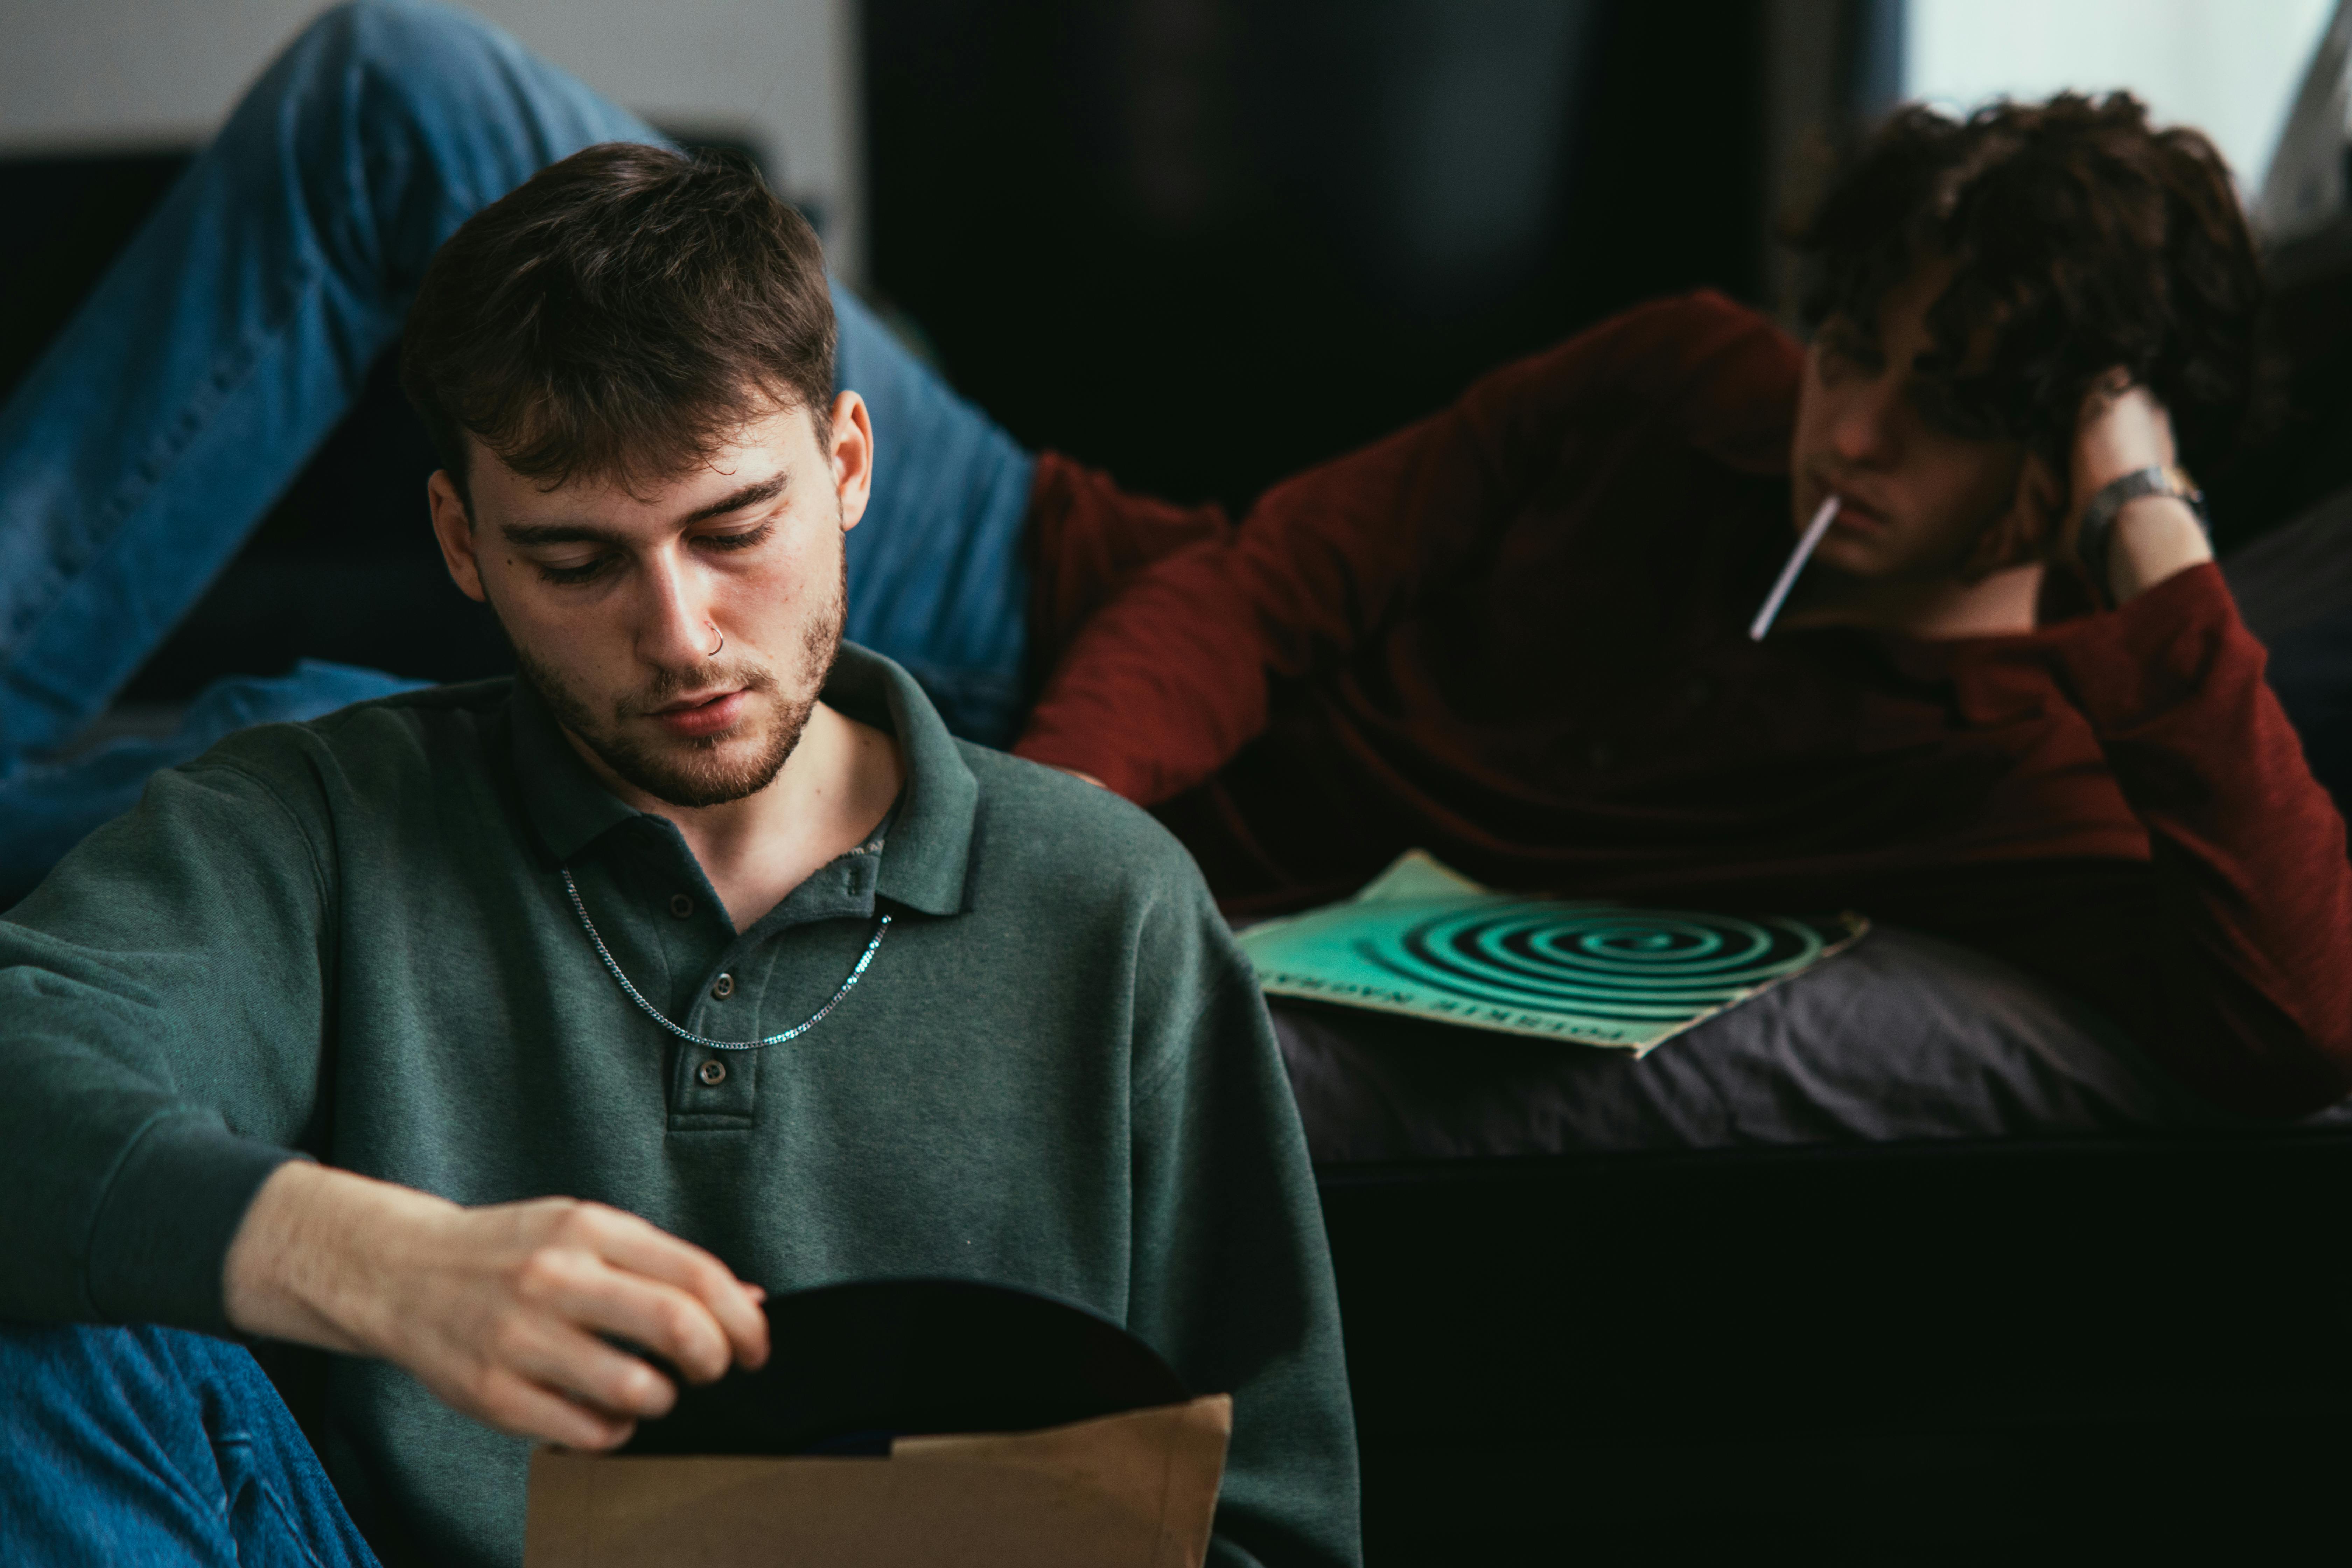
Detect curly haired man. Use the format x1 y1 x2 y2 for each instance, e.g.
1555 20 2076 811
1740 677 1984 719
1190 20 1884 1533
1016 93 2352 1133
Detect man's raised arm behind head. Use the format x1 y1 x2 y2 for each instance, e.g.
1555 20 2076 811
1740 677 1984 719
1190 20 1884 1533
1781 92 2352 1110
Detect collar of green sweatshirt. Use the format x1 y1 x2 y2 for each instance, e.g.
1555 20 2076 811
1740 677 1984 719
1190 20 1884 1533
512 639 972 919
506 644 970 1128
0 642 1360 1568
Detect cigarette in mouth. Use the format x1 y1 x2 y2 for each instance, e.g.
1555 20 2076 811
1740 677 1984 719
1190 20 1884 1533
1748 494 1841 642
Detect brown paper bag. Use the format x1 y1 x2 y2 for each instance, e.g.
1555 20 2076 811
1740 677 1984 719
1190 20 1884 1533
523 1393 1232 1568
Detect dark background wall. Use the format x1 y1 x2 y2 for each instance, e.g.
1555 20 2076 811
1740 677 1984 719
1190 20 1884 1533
864 0 1767 512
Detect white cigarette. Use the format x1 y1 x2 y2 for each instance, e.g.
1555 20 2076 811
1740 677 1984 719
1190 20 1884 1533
1748 494 1840 641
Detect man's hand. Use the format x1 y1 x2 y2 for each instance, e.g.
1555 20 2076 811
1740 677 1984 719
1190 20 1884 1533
2063 370 2213 603
223 1162 769 1449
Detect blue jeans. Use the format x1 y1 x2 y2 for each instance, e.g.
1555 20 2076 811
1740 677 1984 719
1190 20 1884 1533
0 0 1034 899
0 1323 378 1568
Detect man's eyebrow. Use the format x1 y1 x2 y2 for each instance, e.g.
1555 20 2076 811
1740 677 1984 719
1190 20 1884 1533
498 521 628 548
678 471 790 526
495 472 792 547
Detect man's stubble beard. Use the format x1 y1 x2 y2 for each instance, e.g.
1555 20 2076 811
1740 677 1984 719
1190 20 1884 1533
512 546 847 810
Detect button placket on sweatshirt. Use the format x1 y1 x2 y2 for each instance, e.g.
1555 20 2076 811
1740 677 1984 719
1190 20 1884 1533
668 925 765 1126
660 827 891 1132
590 824 755 1128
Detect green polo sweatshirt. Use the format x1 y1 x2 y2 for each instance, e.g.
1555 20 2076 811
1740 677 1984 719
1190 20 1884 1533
0 644 1359 1568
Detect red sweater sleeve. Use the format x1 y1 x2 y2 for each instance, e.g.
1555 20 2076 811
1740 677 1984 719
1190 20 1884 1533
1014 430 1457 803
2038 564 2352 1114
1013 293 1793 802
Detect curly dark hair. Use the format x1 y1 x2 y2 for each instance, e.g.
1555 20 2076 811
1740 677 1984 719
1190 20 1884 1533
1794 92 2263 483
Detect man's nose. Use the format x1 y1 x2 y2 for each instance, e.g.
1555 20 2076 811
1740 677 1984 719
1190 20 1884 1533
1829 380 1900 468
636 553 718 667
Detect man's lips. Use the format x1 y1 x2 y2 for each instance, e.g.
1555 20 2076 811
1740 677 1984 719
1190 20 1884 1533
648 690 750 738
1814 481 1889 533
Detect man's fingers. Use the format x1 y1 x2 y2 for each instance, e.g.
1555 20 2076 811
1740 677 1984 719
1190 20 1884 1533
575 1208 770 1373
553 1263 738 1386
509 1237 734 1384
504 1318 680 1422
462 1363 640 1450
2084 365 2133 412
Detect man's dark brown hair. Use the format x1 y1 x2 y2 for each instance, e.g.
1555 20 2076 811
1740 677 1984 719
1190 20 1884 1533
400 142 835 509
1795 92 2263 482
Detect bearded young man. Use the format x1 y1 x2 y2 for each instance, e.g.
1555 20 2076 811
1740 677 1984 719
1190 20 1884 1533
0 146 1358 1568
1013 95 2352 1128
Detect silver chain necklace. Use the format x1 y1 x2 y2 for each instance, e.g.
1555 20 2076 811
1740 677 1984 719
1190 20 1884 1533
561 868 891 1052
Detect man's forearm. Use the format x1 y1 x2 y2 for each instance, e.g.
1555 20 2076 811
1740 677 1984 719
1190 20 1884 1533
2067 377 2214 607
2105 495 2213 604
222 1160 449 1353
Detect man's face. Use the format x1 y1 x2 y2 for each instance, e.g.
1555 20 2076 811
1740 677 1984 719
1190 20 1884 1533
428 393 873 809
1787 260 2033 581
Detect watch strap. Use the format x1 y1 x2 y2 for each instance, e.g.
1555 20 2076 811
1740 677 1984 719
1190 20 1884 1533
2077 464 2205 605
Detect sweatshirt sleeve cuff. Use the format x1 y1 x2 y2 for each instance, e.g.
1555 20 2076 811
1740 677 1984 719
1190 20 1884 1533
85 1114 304 1336
2044 561 2245 732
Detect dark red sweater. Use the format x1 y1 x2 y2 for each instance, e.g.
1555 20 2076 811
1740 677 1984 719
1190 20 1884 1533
1014 292 2352 1117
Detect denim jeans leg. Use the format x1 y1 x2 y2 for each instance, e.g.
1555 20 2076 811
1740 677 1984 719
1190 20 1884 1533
0 0 657 763
0 661 429 907
834 286 1037 747
0 1322 379 1568
0 0 1038 783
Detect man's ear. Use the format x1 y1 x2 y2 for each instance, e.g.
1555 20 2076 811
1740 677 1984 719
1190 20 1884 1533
427 470 488 603
1958 450 2065 583
830 390 874 532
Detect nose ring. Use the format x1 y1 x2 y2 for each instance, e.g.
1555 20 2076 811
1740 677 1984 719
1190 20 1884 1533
705 624 725 658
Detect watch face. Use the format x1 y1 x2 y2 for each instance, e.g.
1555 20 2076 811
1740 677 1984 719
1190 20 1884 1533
615 1278 1191 1457
2086 467 2196 536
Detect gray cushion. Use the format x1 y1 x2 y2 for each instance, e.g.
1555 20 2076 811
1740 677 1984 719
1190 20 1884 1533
1273 925 2245 1161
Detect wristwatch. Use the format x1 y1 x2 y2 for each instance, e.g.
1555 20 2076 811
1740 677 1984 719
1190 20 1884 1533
2077 464 2206 606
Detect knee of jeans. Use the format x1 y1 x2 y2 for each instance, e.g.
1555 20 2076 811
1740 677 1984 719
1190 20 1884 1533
307 0 507 79
302 0 654 231
275 0 573 184
297 0 525 122
264 0 598 279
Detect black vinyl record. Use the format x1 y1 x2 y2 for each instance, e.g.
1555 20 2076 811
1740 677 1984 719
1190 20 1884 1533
616 1277 1190 1458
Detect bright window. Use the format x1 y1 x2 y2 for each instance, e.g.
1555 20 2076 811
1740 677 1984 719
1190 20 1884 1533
1903 0 2336 192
